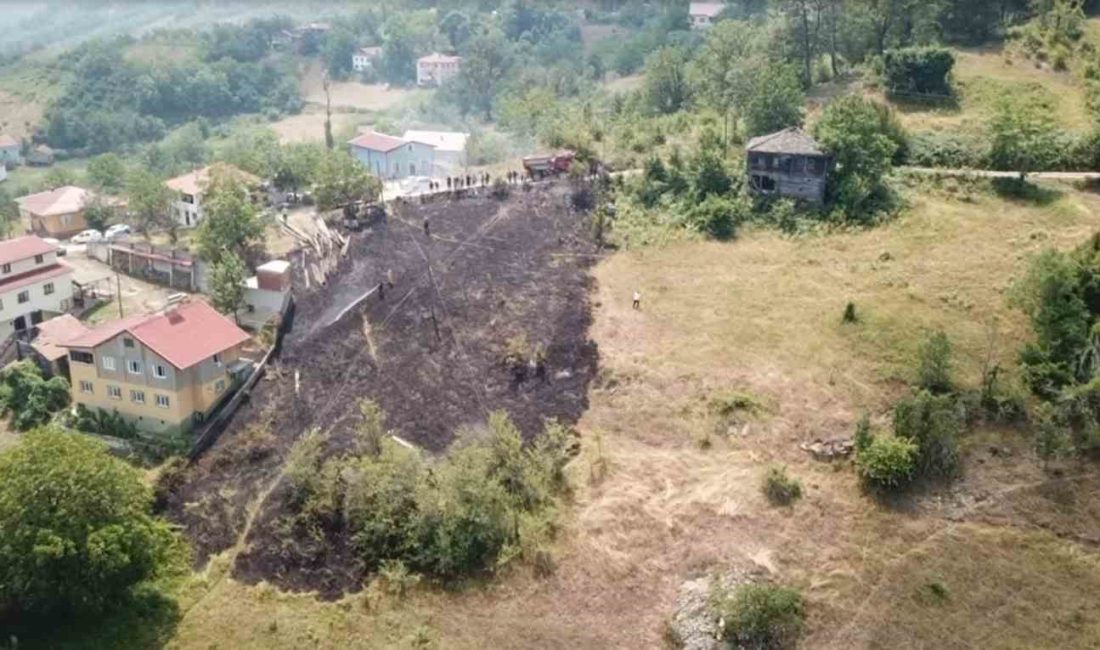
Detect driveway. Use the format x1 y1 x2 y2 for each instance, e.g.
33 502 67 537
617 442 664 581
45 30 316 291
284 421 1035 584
61 247 181 324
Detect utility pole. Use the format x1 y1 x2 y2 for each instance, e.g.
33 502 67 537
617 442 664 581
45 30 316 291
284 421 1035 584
116 271 123 319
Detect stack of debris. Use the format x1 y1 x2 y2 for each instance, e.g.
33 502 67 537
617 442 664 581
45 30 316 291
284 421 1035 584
282 212 349 288
799 437 855 461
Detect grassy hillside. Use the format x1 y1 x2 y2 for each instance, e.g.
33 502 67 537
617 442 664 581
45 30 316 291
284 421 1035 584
144 179 1100 649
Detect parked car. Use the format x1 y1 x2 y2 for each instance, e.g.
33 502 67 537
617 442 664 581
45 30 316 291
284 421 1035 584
70 229 103 244
42 237 65 256
105 224 132 240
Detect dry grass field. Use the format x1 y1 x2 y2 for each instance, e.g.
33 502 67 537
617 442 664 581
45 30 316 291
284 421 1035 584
156 179 1100 649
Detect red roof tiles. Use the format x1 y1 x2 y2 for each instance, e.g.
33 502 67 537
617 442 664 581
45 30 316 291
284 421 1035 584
0 236 58 266
63 299 250 370
0 263 72 295
348 132 409 153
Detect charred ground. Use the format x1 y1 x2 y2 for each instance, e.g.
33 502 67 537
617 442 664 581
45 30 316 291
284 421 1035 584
166 184 600 594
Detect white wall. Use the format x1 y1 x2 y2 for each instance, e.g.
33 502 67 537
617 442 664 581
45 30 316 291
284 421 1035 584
0 270 74 338
172 195 203 229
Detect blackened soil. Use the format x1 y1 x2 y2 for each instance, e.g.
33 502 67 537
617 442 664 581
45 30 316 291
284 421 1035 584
166 185 600 595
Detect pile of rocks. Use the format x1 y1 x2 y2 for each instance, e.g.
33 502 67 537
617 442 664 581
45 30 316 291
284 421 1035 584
800 437 854 461
669 569 762 650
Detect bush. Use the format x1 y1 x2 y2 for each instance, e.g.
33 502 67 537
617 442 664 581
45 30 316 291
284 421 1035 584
490 177 510 200
854 413 873 453
916 330 954 394
0 428 185 614
856 435 917 490
712 583 806 648
762 465 803 506
893 391 963 479
0 361 70 431
686 194 746 241
72 404 138 440
907 131 988 169
883 46 955 97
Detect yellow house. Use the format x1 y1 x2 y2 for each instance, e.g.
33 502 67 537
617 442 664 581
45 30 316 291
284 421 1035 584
60 299 251 437
15 185 94 239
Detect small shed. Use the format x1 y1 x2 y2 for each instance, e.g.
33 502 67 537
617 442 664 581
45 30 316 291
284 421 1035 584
745 128 830 204
27 314 90 379
25 145 55 167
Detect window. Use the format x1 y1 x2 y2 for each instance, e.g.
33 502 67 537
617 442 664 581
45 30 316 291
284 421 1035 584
123 338 134 348
69 351 94 364
1 264 9 273
34 254 43 264
101 356 116 371
107 385 122 400
79 380 93 394
43 282 54 295
153 364 167 379
213 353 222 366
130 390 145 404
215 379 226 393
60 215 72 226
17 291 28 304
128 360 143 375
155 394 170 408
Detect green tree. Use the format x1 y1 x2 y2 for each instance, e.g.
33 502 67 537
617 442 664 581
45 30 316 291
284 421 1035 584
0 361 70 431
689 20 762 110
454 25 513 120
814 95 899 216
0 428 185 614
313 151 382 210
194 171 265 265
916 329 954 394
856 434 918 490
209 251 247 321
81 196 119 233
381 16 418 85
322 28 358 79
86 153 127 193
0 189 17 238
713 583 806 648
125 169 173 237
440 10 472 50
988 97 1059 177
643 46 691 114
742 65 805 138
893 390 963 479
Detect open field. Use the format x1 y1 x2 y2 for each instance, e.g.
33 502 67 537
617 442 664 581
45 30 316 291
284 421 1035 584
299 60 423 113
151 178 1100 648
885 46 1093 135
269 108 364 145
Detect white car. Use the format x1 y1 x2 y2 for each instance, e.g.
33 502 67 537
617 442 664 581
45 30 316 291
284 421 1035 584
105 224 132 240
70 229 103 244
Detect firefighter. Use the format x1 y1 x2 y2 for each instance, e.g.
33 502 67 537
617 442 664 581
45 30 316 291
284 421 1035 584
423 218 431 237
632 290 641 310
378 281 385 301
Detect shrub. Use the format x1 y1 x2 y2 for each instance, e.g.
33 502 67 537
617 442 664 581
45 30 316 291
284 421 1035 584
0 361 70 431
712 583 806 648
152 456 188 512
686 195 745 241
72 405 138 440
490 177 511 200
0 428 185 614
854 413 873 453
762 465 803 506
856 435 917 490
842 302 858 323
883 46 955 97
916 330 954 394
893 391 963 479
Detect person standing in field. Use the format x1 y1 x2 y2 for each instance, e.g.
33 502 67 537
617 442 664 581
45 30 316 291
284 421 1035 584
632 290 641 310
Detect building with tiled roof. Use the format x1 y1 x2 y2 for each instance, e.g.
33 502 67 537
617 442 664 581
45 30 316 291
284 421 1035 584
15 186 96 238
165 163 261 229
689 2 726 29
348 131 435 180
353 45 382 72
417 52 462 86
61 298 252 437
0 235 74 338
746 128 830 204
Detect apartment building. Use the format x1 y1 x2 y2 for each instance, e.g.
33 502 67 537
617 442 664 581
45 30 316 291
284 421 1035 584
0 235 74 338
61 299 251 437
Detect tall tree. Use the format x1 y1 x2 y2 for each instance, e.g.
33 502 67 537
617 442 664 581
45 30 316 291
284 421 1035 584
209 251 247 321
742 65 805 137
194 169 265 264
125 169 174 238
644 46 691 114
454 25 514 120
313 151 382 210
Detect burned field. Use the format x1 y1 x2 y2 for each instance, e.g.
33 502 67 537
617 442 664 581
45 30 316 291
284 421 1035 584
167 185 599 593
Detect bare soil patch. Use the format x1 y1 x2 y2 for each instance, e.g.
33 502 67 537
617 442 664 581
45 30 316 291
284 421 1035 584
168 185 600 593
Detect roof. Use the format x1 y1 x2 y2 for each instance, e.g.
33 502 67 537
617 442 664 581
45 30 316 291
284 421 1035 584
32 315 90 362
0 134 17 149
62 299 250 370
745 128 825 155
0 263 72 296
357 46 382 57
690 2 726 18
165 164 260 196
348 131 411 153
418 53 462 65
402 130 468 153
0 235 58 265
15 186 93 217
257 260 291 274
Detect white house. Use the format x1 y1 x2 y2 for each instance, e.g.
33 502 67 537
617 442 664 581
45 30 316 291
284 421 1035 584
353 46 382 72
165 164 260 229
0 235 74 338
239 260 292 330
689 2 726 29
402 130 468 176
416 53 462 87
348 132 436 179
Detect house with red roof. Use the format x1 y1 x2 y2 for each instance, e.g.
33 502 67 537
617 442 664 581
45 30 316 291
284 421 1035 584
61 298 252 437
0 235 74 338
417 52 462 86
348 131 436 179
15 185 96 238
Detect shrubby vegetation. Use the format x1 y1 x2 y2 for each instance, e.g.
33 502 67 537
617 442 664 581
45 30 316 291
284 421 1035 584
280 402 571 581
711 582 806 649
0 428 185 615
762 465 803 506
0 361 69 431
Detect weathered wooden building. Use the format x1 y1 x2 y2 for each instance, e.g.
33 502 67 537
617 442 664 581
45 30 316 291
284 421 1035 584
746 128 830 204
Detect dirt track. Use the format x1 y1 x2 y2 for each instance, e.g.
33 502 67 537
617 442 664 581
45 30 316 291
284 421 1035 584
167 185 600 593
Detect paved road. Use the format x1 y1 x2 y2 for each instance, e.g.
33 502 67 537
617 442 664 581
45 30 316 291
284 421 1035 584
901 166 1100 181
